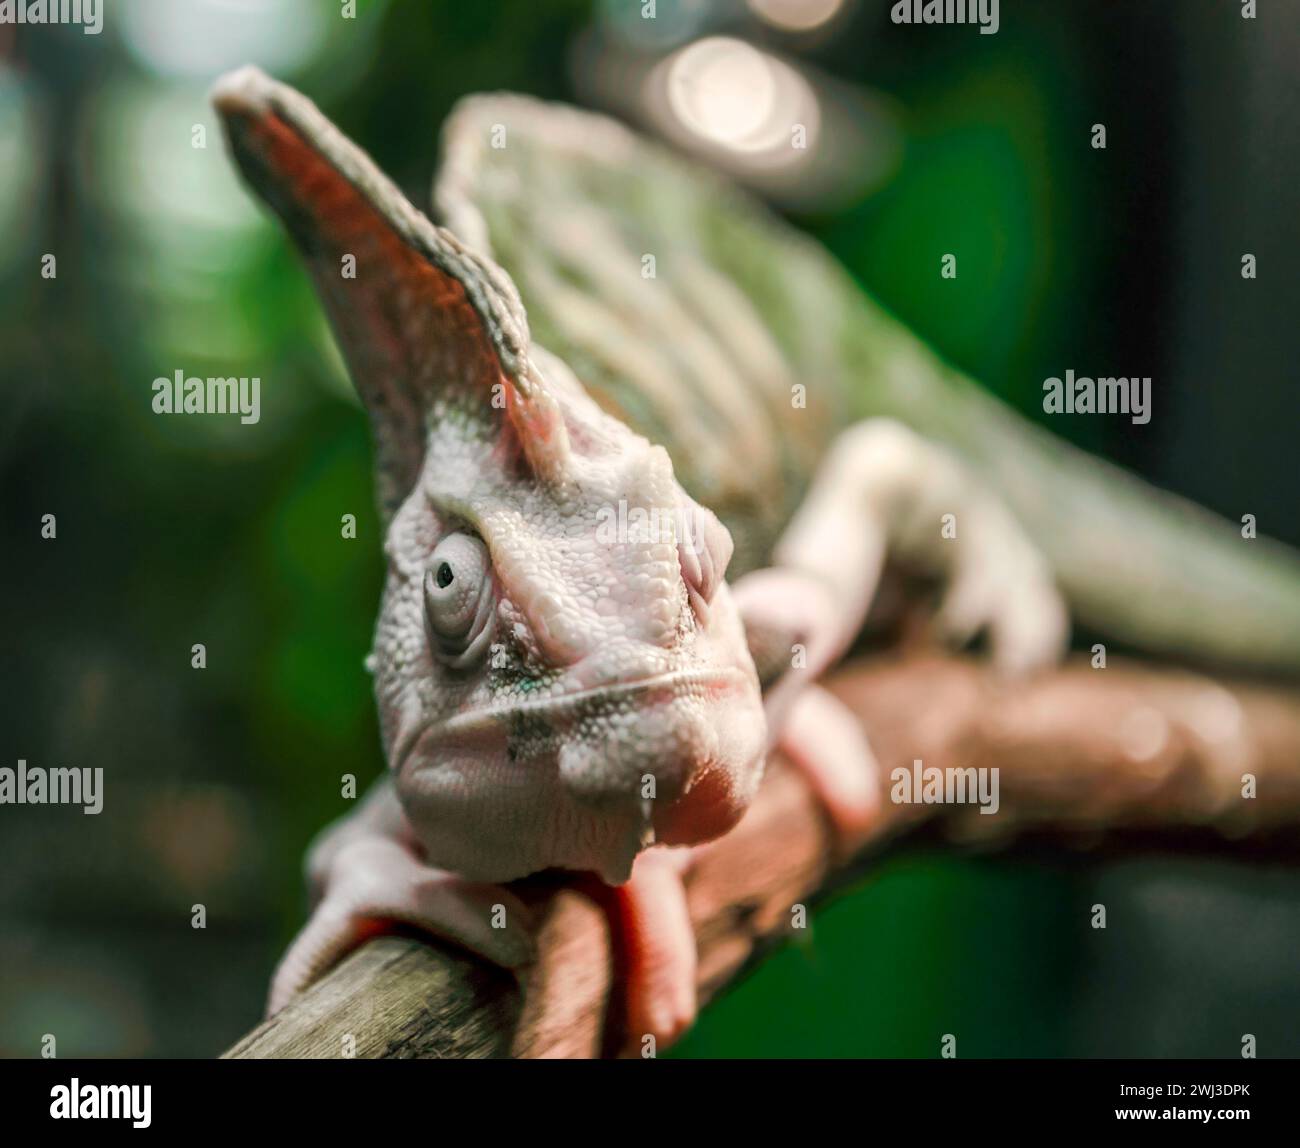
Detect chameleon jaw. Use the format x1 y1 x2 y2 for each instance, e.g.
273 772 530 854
389 661 764 884
398 666 750 750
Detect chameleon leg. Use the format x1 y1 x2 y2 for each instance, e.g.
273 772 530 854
734 419 1063 847
614 846 697 1055
267 787 535 1016
732 566 886 844
301 773 410 903
776 684 881 853
752 417 1068 677
732 565 846 731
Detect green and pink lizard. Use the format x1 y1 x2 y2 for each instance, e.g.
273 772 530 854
212 67 1300 1052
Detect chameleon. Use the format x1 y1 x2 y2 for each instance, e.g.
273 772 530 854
212 66 1300 1051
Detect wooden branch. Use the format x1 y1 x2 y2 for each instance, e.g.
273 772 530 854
225 654 1300 1059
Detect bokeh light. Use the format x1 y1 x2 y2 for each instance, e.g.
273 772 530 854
657 36 820 164
747 0 847 33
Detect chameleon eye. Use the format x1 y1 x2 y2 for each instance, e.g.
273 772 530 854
424 533 495 668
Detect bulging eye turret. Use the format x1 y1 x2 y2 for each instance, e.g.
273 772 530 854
424 532 496 668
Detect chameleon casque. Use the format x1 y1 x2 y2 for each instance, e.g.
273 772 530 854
213 66 1300 1050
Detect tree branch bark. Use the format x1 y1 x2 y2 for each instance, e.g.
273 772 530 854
224 654 1300 1059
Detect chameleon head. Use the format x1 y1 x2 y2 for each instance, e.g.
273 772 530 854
213 66 767 884
378 347 767 883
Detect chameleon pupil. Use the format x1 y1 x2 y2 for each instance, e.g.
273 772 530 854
436 562 454 588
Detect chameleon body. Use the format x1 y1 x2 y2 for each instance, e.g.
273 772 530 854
213 67 1300 1050
434 94 1300 669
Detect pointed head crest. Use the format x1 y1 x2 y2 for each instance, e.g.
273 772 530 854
213 65 570 513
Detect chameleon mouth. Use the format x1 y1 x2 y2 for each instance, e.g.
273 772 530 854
395 667 749 772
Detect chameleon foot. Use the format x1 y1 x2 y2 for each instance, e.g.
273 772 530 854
733 568 883 852
933 499 1069 675
731 565 846 730
614 846 697 1056
776 684 881 854
267 835 535 1016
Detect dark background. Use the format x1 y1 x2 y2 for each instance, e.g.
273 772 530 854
0 0 1296 1057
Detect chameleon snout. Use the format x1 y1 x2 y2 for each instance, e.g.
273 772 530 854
553 661 765 849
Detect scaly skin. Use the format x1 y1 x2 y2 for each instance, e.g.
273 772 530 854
214 69 770 1046
212 68 1068 1048
215 68 1299 1053
438 94 1300 670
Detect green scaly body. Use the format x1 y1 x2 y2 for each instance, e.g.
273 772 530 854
436 95 1300 673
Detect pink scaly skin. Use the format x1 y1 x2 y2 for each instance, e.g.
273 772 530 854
214 68 1066 1053
214 68 767 1050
